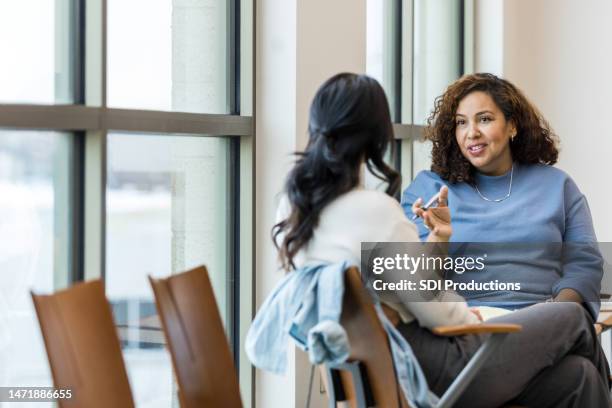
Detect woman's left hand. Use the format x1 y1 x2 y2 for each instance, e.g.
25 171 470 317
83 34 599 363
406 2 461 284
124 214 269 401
470 307 484 322
553 288 583 303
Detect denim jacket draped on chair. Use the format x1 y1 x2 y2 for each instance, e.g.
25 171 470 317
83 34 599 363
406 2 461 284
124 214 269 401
245 261 439 408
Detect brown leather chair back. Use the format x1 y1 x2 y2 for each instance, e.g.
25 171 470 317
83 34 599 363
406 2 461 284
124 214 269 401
31 280 135 408
149 266 242 408
335 266 410 408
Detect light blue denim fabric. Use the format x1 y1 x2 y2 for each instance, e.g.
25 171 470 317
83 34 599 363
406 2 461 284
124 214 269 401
245 262 350 374
376 303 439 407
245 262 439 408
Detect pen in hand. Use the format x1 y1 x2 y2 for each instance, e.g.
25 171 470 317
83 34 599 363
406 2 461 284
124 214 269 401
411 192 441 220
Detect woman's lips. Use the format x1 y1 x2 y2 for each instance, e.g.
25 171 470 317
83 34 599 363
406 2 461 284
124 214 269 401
467 143 487 157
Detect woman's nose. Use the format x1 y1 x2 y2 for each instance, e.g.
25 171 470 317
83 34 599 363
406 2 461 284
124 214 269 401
467 123 480 139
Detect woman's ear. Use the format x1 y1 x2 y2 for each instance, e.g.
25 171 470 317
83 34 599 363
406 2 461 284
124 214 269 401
509 121 517 140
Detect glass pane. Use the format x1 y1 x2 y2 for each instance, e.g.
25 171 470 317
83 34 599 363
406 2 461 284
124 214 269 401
366 0 401 188
366 0 399 121
411 0 462 176
401 0 413 125
107 0 229 114
240 0 254 117
0 0 75 104
106 133 231 407
0 131 72 407
412 0 462 125
400 138 413 190
367 0 385 84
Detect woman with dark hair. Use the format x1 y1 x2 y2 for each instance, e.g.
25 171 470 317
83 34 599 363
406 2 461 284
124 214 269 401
402 73 603 319
266 73 610 407
273 73 472 327
274 72 450 269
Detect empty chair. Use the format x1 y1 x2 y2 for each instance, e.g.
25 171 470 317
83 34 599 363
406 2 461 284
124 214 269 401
31 280 135 408
149 266 242 408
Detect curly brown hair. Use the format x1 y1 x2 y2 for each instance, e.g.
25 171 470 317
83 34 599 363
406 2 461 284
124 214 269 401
425 73 559 183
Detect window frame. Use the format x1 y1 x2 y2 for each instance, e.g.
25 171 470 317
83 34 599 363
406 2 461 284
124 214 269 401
389 0 473 187
0 0 254 405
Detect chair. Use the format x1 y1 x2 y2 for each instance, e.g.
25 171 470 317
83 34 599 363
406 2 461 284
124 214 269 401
324 267 522 408
149 266 242 408
31 280 135 408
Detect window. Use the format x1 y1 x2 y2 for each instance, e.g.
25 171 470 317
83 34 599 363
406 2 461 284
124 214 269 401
107 0 230 113
410 0 464 177
367 0 472 188
366 0 400 120
0 0 254 407
106 134 231 405
0 0 76 104
0 131 73 408
366 0 401 192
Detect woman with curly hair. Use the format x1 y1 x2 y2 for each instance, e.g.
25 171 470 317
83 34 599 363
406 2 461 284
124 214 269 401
401 73 603 319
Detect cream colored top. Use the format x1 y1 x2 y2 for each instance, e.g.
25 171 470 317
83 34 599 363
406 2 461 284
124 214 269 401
275 188 479 329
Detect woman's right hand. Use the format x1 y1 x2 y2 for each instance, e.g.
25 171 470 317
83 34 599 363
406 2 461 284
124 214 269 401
412 185 452 242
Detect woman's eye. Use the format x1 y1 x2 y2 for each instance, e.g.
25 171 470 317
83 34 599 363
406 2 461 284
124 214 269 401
480 116 492 123
456 119 466 126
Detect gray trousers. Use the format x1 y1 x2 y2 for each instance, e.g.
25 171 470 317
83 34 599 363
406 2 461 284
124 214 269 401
398 302 611 408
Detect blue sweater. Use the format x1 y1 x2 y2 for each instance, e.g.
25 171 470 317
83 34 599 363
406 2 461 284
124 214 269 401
401 163 603 318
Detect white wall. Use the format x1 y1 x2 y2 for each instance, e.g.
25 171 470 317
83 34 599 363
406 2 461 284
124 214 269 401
501 0 612 242
296 1 367 151
255 0 297 406
475 0 612 241
255 0 366 407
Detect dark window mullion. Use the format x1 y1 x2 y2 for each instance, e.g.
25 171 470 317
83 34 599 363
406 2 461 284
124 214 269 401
393 0 402 124
228 136 240 369
74 0 86 105
71 0 87 283
459 0 465 75
392 0 403 200
227 0 242 370
229 0 241 117
71 132 86 282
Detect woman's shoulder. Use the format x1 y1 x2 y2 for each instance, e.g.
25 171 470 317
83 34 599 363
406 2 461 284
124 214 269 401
402 170 445 203
521 163 577 188
522 163 569 178
413 169 445 184
332 189 403 213
520 163 586 202
323 189 417 239
277 189 404 220
329 189 404 219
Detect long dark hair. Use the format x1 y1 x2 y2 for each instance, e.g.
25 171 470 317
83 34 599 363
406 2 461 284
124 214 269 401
272 73 400 270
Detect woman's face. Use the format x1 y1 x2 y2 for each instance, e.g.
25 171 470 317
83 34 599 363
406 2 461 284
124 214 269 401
454 91 516 176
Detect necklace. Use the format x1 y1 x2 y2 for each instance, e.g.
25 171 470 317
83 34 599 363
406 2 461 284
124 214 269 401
473 164 513 202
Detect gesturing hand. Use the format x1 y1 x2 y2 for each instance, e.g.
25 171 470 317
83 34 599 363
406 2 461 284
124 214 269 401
412 185 452 241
